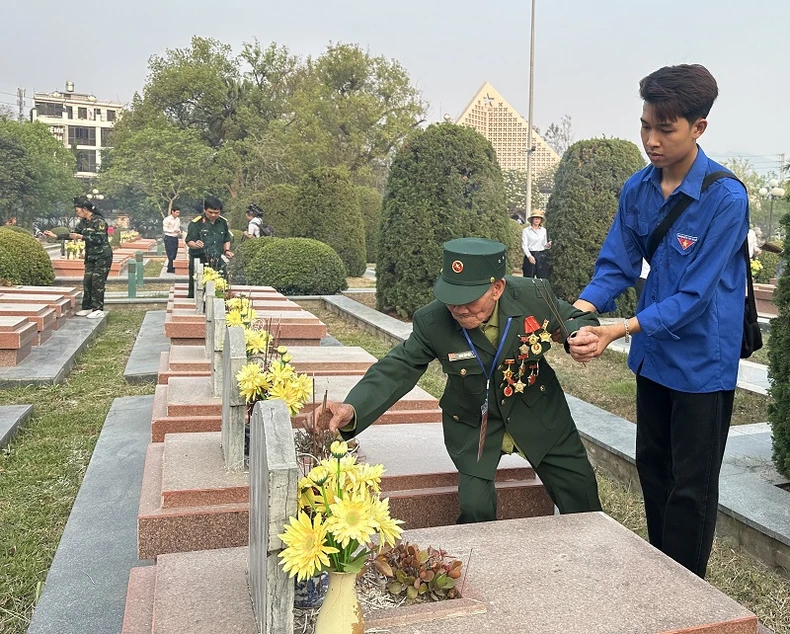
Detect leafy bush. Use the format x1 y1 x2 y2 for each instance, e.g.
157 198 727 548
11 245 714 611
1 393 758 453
769 214 790 477
546 138 646 317
4 225 31 235
754 247 781 284
294 168 366 277
356 186 382 264
377 123 511 317
259 184 298 237
505 219 524 274
245 237 347 295
0 228 55 285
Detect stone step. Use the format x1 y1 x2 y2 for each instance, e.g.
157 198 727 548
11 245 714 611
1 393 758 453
120 566 156 634
0 293 72 318
4 285 82 308
137 423 553 558
151 384 220 442
123 516 760 634
0 318 37 366
165 376 221 417
156 345 377 384
137 443 248 560
0 303 56 343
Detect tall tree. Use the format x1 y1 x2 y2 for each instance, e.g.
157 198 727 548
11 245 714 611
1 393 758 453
543 115 574 157
0 119 78 226
100 120 217 218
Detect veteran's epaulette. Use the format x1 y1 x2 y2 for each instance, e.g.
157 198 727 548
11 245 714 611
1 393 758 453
192 215 203 222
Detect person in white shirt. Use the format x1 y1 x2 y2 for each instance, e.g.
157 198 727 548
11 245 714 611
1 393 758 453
521 210 551 278
244 203 273 239
162 206 182 273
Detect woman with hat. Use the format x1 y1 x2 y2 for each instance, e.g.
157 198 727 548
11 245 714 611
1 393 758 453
521 209 551 279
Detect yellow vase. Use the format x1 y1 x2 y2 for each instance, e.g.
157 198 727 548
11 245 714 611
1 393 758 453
314 572 364 634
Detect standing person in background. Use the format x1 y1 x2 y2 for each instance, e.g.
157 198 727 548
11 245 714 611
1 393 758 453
45 197 113 319
185 197 233 298
243 203 272 239
162 206 182 273
521 210 551 278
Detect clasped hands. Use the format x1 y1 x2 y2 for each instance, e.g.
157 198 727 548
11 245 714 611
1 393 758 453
568 325 619 363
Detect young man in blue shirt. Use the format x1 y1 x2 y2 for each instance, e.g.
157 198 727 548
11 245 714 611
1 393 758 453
568 64 748 578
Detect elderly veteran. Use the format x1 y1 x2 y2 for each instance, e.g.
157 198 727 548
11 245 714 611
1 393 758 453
311 237 601 522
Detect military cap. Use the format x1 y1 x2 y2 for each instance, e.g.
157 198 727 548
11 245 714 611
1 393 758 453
433 237 506 305
73 196 95 212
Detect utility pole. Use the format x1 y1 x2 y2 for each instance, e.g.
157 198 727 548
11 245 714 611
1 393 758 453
16 88 25 122
524 0 536 219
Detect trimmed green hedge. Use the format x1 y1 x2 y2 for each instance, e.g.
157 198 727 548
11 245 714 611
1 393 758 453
0 228 55 285
294 168 367 277
377 123 511 317
356 186 382 264
769 215 790 477
245 238 347 295
3 226 31 235
546 138 646 317
260 184 298 237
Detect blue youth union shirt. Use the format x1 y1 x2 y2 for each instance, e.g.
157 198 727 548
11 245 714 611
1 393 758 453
579 146 748 393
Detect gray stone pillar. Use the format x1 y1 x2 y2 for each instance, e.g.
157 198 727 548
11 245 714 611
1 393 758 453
211 298 226 397
194 259 204 314
249 399 298 634
221 325 247 471
204 281 215 348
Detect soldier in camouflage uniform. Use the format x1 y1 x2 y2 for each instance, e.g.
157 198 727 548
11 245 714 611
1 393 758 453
45 196 114 318
185 196 233 298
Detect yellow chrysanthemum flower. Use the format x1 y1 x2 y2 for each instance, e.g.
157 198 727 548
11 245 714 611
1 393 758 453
266 360 296 387
226 310 244 327
280 353 292 363
277 345 288 355
355 463 385 495
325 495 377 548
245 328 271 356
278 512 339 581
236 362 270 403
293 373 313 403
308 465 330 486
369 497 404 547
268 382 304 416
330 440 348 459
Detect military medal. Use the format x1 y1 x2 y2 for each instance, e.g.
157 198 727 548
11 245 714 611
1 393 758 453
503 386 514 397
524 316 541 333
539 331 552 343
531 342 542 355
519 343 529 355
528 334 539 345
514 380 525 393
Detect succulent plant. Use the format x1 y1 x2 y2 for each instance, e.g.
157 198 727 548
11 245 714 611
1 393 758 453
373 542 463 602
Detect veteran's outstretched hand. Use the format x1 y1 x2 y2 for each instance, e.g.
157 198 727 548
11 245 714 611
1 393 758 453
568 326 611 363
309 400 354 434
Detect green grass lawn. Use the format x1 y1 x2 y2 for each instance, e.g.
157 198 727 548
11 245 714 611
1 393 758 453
0 309 155 634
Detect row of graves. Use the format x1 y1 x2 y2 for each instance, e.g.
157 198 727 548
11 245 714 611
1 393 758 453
119 267 761 634
50 235 158 279
0 285 83 365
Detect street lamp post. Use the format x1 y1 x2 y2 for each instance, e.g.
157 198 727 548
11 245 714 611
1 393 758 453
85 188 105 202
758 179 786 241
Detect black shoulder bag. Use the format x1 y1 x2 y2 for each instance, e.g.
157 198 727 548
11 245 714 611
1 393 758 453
645 170 762 359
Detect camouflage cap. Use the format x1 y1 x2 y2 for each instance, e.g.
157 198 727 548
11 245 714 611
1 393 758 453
433 237 507 305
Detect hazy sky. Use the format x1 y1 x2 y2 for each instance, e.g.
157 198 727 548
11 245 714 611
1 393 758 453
1 0 788 174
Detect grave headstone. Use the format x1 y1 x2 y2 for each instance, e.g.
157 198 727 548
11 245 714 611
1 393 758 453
221 326 248 472
248 399 298 634
211 298 226 396
194 259 204 314
204 281 215 360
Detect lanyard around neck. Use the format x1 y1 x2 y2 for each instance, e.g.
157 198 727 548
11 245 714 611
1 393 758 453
461 317 513 380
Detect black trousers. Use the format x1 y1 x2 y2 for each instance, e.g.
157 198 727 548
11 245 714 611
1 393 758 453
164 235 179 272
522 251 548 278
635 375 734 578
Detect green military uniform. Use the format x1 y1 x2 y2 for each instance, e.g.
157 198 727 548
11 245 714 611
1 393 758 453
185 214 232 298
342 238 602 522
74 212 113 311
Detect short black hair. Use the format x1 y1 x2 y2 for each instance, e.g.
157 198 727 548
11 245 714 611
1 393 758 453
171 205 181 213
639 64 718 123
203 196 223 212
247 203 263 218
73 196 95 212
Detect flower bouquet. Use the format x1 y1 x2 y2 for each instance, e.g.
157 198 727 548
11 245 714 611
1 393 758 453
201 266 227 296
278 440 404 633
